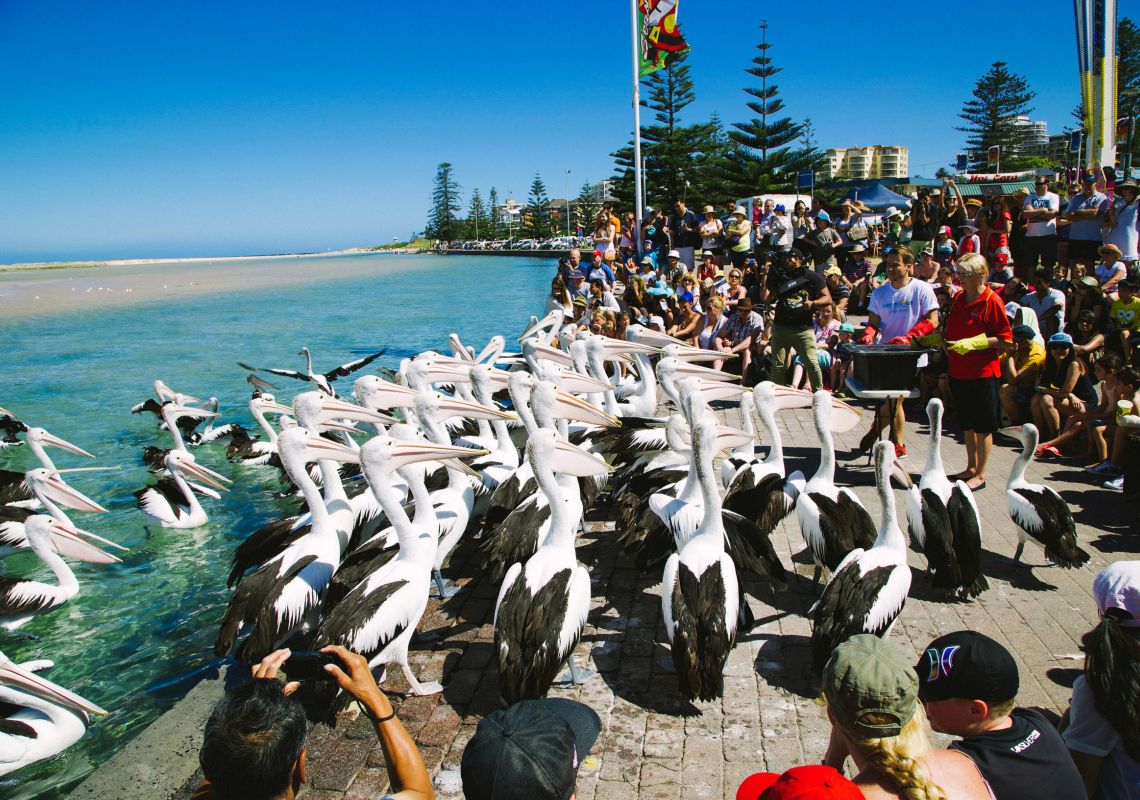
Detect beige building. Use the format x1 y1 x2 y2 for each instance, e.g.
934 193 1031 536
823 145 909 180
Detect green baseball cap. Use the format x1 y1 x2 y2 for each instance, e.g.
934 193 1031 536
823 635 917 739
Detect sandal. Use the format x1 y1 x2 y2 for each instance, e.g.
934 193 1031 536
1035 445 1063 458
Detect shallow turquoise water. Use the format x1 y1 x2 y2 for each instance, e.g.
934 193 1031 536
0 253 551 798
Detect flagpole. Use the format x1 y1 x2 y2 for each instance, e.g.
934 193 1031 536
631 0 644 259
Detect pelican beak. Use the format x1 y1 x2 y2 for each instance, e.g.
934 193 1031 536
518 310 562 342
354 378 419 410
696 380 748 403
715 424 754 452
318 419 361 434
626 327 690 349
551 389 620 427
0 658 108 717
45 518 126 563
179 459 232 491
0 406 12 417
303 434 362 465
671 360 739 382
154 381 178 402
824 396 863 433
599 337 659 359
673 346 734 363
168 404 217 420
998 425 1024 436
260 400 294 416
448 333 475 362
891 459 914 488
484 369 513 389
315 396 398 426
37 430 96 459
434 394 516 422
42 471 111 514
548 438 613 477
525 341 574 367
388 440 490 471
547 369 613 395
768 385 815 411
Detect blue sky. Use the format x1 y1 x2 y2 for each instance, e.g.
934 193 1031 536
0 1 1097 262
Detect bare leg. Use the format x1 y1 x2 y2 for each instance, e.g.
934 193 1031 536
968 432 992 488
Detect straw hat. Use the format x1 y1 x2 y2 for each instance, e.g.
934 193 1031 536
702 205 715 213
1099 243 1123 259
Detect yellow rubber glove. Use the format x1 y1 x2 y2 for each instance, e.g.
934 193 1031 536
948 334 989 354
914 332 944 348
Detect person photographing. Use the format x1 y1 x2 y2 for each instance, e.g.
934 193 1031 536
857 245 939 456
761 249 832 390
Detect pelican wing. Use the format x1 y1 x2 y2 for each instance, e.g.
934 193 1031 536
0 472 33 506
0 718 37 739
723 470 794 535
238 363 309 382
480 497 550 583
314 577 411 656
947 484 988 597
134 478 187 525
916 489 960 591
721 510 788 587
324 347 388 381
227 516 309 587
1010 486 1089 568
494 565 576 705
810 559 897 674
0 577 64 618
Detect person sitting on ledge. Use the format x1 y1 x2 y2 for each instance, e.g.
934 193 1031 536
195 646 433 800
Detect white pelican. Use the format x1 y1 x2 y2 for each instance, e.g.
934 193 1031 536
494 429 611 703
223 394 293 466
239 345 388 396
0 426 95 506
1 469 118 559
0 516 123 631
315 436 488 695
1003 424 1090 568
904 399 987 598
134 450 232 528
810 441 912 674
660 395 743 700
214 429 362 661
141 402 220 474
0 653 107 777
795 391 877 588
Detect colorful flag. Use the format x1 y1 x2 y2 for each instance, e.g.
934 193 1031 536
638 0 689 77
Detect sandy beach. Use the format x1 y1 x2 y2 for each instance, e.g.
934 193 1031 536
0 250 424 318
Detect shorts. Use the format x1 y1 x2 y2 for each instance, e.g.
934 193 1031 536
949 376 1001 434
1068 239 1100 264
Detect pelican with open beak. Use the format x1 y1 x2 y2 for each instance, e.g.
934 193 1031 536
135 450 231 529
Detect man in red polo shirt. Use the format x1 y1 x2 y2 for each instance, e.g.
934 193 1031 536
944 252 1013 490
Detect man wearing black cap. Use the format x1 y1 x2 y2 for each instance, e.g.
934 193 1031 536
916 631 1087 800
462 698 601 800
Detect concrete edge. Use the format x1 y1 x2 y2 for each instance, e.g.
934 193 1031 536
69 667 227 800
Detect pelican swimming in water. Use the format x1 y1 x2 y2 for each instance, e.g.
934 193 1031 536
0 652 107 777
0 426 95 507
0 515 123 631
239 346 388 396
134 450 232 528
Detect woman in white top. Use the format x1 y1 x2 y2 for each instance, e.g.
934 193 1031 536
592 210 616 258
699 205 724 254
1104 180 1140 263
545 275 572 317
1064 561 1140 800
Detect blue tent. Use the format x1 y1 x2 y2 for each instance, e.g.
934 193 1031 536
842 181 913 210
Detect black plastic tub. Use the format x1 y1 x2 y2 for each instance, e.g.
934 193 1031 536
850 345 934 391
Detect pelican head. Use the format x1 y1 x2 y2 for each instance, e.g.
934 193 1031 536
23 513 125 564
25 427 96 460
165 450 231 491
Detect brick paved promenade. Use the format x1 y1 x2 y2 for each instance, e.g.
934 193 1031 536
251 400 1134 800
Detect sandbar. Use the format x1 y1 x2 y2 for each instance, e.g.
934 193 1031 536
0 250 425 319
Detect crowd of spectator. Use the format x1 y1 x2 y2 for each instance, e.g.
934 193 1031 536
548 173 1140 494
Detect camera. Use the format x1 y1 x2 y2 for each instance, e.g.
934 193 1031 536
558 256 569 268
283 651 340 682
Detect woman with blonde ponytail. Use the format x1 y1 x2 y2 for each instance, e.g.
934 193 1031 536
821 635 995 800
1064 561 1140 799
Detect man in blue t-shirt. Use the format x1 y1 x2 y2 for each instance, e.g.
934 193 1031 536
1064 173 1108 269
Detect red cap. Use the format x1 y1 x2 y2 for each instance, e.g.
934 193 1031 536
737 766 862 800
993 251 1009 265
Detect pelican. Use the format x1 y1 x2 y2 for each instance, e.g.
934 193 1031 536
141 403 220 474
660 395 743 701
239 345 388 396
795 391 877 588
810 442 912 675
134 450 232 528
214 430 362 661
314 436 488 695
495 429 611 703
1 468 119 559
1003 424 1090 568
0 427 94 506
904 400 987 598
0 653 107 777
0 516 123 631
224 394 293 466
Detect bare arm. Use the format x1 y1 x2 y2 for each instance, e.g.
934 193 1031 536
323 646 434 800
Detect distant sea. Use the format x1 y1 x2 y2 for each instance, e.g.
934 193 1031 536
0 253 552 799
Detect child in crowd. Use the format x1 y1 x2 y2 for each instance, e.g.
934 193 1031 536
1036 354 1123 463
1110 279 1140 364
829 322 856 396
1099 368 1140 490
957 220 981 258
917 631 1087 800
998 324 1046 425
1063 562 1140 798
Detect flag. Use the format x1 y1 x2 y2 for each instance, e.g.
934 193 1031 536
638 0 689 77
987 145 1001 165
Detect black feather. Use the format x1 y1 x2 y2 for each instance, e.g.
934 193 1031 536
1011 487 1090 568
808 492 877 571
495 568 576 704
670 561 733 700
228 517 310 587
810 564 898 674
947 486 988 598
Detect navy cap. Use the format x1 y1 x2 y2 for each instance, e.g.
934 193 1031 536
915 631 1019 703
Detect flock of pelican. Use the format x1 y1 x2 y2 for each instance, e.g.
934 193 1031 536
0 307 1094 776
